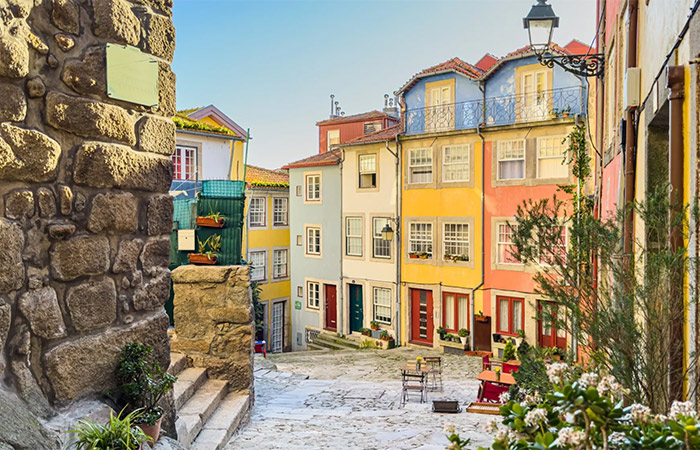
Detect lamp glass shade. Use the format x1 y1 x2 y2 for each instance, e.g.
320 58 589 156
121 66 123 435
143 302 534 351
381 224 394 242
527 19 555 53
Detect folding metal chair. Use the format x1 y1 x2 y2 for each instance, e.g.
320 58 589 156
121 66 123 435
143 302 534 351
401 372 427 406
424 356 442 391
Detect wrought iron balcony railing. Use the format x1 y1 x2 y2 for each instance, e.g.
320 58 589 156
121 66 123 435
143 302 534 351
404 86 586 135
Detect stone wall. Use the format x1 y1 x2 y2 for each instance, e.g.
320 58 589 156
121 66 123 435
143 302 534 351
171 265 254 393
0 0 176 444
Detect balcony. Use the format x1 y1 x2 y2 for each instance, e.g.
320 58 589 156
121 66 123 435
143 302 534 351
404 86 586 135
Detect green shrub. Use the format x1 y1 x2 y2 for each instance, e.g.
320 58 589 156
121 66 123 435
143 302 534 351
69 408 150 450
502 339 516 361
359 340 378 350
458 328 469 338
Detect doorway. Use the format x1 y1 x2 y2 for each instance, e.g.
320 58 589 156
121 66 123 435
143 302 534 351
410 288 434 345
271 301 285 353
324 284 337 331
537 300 566 349
349 284 363 333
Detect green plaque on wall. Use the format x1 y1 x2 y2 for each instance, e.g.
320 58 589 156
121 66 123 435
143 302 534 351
295 301 302 310
106 44 159 107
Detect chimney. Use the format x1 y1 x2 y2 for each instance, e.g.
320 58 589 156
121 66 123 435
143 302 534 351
329 94 342 119
383 94 399 118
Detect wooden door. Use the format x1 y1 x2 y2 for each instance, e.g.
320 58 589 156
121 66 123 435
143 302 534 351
521 70 548 121
349 284 363 333
538 301 566 349
271 301 284 353
324 284 337 331
410 289 434 345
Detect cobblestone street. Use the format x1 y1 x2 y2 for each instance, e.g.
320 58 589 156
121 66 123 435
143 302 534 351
226 348 494 449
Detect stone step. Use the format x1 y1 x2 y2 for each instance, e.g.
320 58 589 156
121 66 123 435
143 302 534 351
168 352 187 376
323 334 360 348
191 393 250 450
173 367 208 410
306 343 327 351
313 333 359 350
308 338 348 351
176 379 228 448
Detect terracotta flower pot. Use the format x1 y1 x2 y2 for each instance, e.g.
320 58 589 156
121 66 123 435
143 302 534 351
137 417 162 444
189 253 217 264
196 216 225 228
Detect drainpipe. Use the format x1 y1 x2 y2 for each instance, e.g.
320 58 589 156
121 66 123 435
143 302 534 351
471 82 487 352
623 0 638 267
388 134 402 346
667 65 685 401
338 149 345 336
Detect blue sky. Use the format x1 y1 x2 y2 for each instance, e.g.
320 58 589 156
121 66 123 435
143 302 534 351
172 0 596 169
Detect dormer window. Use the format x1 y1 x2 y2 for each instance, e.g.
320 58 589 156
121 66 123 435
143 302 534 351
364 122 382 135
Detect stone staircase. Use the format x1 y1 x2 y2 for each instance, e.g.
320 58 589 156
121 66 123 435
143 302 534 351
169 353 250 450
309 333 360 351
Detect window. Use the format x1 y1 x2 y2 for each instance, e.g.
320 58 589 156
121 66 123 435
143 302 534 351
373 287 392 324
443 145 470 182
497 296 524 335
409 148 433 183
345 217 362 256
497 223 520 264
273 198 288 226
249 197 266 227
272 249 288 279
537 137 568 179
442 292 470 332
327 130 340 151
305 174 321 201
297 286 303 297
172 145 196 180
306 227 321 255
307 281 320 308
497 140 525 180
443 223 469 261
409 222 433 258
296 235 302 246
373 217 391 259
359 154 377 188
364 122 382 135
249 251 266 282
295 185 302 197
539 226 567 265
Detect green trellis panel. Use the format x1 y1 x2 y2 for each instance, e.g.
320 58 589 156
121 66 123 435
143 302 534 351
196 196 244 266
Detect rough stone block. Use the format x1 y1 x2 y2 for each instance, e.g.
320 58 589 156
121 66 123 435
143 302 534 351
0 84 26 122
171 265 234 284
26 30 49 55
0 300 10 360
66 278 117 331
48 223 76 240
140 12 175 61
58 185 72 215
87 192 139 234
4 189 34 219
0 35 29 78
0 390 61 450
158 62 176 117
18 286 66 340
26 77 47 98
189 354 252 391
140 237 170 269
112 238 144 273
37 188 57 218
147 195 173 235
51 0 80 34
0 219 24 293
129 0 173 15
133 268 170 310
74 191 86 212
45 312 170 402
0 123 61 183
73 142 172 192
46 92 136 145
55 33 75 51
93 0 140 45
50 235 110 281
10 360 53 418
138 116 175 156
62 46 105 96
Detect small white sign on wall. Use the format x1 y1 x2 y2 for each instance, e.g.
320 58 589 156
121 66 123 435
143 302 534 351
178 229 195 251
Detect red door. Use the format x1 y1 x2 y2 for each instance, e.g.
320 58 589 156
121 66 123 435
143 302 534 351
410 289 434 345
325 284 337 331
537 301 566 349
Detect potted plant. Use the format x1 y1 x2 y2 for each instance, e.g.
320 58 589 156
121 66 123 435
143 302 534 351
189 235 220 265
409 252 419 259
418 251 429 259
370 321 380 331
114 344 177 444
437 326 446 340
561 106 571 118
359 327 371 336
68 408 151 450
502 338 516 362
475 311 489 323
415 356 424 371
196 203 226 228
457 328 469 345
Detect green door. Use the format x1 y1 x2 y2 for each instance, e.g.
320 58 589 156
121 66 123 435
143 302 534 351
349 284 363 333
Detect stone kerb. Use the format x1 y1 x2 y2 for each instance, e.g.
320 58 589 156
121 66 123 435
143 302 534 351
171 265 254 392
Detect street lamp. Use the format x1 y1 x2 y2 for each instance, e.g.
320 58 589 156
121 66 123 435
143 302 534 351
523 0 604 78
381 223 394 242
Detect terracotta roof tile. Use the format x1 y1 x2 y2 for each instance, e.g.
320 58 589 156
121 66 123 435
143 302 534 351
342 124 400 145
396 57 483 94
564 39 593 55
282 149 342 169
475 54 499 72
316 111 398 126
245 165 289 188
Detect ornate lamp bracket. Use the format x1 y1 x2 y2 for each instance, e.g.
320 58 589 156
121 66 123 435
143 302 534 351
537 52 605 79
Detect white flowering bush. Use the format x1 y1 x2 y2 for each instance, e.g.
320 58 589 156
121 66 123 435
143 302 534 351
469 364 700 450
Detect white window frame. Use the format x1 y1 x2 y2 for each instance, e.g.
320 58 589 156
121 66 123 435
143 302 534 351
306 226 321 256
172 145 197 180
497 223 521 265
248 197 266 227
536 136 568 179
307 281 320 309
249 250 267 282
272 248 288 279
442 145 470 182
408 222 433 258
305 174 321 201
539 226 568 266
345 217 363 257
373 287 392 324
272 197 288 226
408 148 433 184
327 129 340 152
372 217 391 259
443 223 470 261
358 154 377 189
497 140 526 181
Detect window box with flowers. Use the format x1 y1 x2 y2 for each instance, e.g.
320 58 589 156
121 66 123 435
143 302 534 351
439 331 470 354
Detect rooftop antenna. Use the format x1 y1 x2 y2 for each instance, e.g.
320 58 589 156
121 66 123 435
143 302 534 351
330 94 335 118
